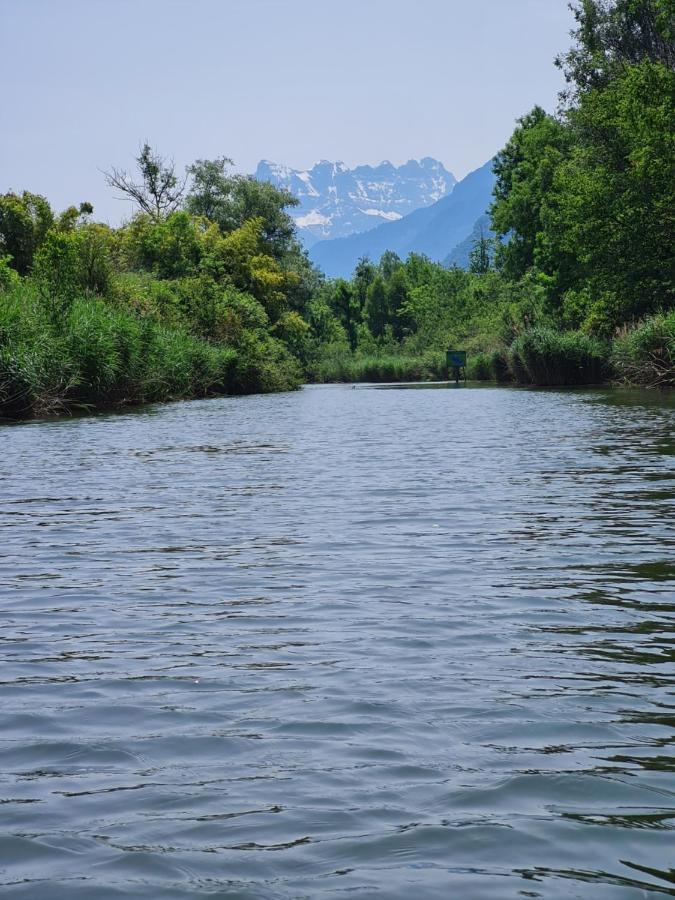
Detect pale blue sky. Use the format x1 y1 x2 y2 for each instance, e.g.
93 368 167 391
1 0 573 222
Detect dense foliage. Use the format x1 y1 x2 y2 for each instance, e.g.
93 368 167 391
307 0 674 386
492 0 674 342
1 0 672 416
0 150 312 416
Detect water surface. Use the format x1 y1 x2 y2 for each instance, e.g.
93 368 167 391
1 384 674 898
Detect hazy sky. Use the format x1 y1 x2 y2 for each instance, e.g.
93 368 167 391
1 0 574 222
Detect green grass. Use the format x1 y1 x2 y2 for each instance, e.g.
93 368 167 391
508 327 610 386
308 350 446 383
612 311 675 387
0 284 300 418
466 350 511 382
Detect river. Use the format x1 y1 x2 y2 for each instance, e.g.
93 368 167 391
1 384 674 899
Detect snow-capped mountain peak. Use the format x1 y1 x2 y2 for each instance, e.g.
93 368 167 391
253 157 456 246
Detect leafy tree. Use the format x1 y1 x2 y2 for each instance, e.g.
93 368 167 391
379 249 403 281
351 256 377 313
491 2 674 334
184 157 235 223
228 177 298 252
0 255 19 292
185 158 298 254
105 144 186 218
57 202 94 232
364 275 390 338
213 288 269 345
273 309 311 361
468 228 493 274
329 279 359 350
32 229 82 318
550 60 675 331
0 191 54 275
491 107 576 298
557 0 675 101
387 267 411 338
278 241 323 316
77 223 114 296
306 293 348 348
119 211 202 279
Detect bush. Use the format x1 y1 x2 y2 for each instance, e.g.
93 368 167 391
228 331 302 394
467 350 512 382
0 282 296 418
612 312 675 387
0 255 20 292
32 230 82 318
308 349 445 384
509 327 610 385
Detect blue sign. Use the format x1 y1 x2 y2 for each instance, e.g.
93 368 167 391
447 350 467 368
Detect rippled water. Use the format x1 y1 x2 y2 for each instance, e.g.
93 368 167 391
1 384 674 899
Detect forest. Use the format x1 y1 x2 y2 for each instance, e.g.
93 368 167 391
1 0 673 418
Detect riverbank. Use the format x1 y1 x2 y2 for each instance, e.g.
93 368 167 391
306 314 675 389
3 312 673 421
0 282 301 420
2 240 672 421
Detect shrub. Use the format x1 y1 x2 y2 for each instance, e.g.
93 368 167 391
307 350 445 384
0 281 299 419
612 312 675 387
467 350 512 382
0 255 20 292
0 192 54 275
228 331 301 394
509 327 610 385
32 230 82 318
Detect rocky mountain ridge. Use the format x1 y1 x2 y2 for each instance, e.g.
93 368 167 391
307 159 496 279
254 157 456 247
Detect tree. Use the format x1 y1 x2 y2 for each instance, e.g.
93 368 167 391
118 210 202 279
32 229 82 318
0 255 19 292
57 202 94 232
557 0 675 102
351 256 376 314
185 158 298 254
105 144 186 218
549 60 675 331
387 267 411 339
329 279 358 350
228 177 298 252
184 157 234 223
306 293 348 347
0 191 54 275
364 275 390 338
218 217 291 322
77 223 113 296
491 106 575 298
379 249 402 281
469 227 493 274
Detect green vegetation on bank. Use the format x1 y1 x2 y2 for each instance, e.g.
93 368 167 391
612 311 675 387
1 0 673 419
303 0 674 387
0 155 312 417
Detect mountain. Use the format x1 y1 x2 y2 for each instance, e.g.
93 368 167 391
308 159 496 279
254 158 456 247
444 213 495 268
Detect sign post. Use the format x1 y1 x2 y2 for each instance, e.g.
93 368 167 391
446 350 467 385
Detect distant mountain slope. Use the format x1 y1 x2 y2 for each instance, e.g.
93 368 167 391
254 158 456 246
444 214 495 268
308 159 496 279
